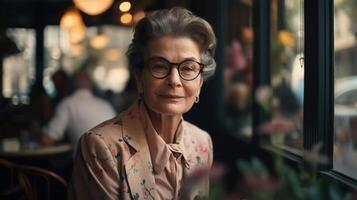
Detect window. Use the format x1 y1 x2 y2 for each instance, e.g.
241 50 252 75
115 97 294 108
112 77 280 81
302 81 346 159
333 0 357 180
269 0 304 151
2 28 36 105
223 0 254 140
43 25 132 96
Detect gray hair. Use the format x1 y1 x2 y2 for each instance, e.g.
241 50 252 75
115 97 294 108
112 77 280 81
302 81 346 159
126 7 216 81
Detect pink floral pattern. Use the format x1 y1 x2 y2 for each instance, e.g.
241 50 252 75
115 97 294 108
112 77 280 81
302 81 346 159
69 101 213 200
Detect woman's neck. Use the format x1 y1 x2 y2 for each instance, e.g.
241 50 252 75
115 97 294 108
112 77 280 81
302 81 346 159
146 108 182 144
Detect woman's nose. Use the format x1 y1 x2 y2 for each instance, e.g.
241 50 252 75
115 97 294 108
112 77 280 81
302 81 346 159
167 67 182 87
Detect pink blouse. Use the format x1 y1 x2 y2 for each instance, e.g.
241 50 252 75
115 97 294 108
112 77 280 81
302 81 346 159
68 101 213 200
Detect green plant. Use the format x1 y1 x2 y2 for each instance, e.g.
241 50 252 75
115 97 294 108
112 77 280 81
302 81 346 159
235 149 352 200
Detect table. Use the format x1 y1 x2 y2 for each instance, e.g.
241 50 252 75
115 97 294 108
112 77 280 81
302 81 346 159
0 142 73 183
0 143 71 158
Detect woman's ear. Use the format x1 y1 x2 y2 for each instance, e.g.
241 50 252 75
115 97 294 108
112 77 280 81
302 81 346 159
197 77 204 96
199 76 204 88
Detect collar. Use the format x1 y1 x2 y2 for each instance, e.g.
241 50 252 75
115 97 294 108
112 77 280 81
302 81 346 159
139 101 190 174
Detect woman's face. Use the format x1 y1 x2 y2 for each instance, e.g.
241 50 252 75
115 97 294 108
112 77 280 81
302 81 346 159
137 36 203 116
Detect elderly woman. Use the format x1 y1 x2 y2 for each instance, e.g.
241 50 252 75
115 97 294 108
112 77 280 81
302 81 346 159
69 7 216 200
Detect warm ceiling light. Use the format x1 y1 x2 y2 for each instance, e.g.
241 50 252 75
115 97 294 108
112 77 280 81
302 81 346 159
73 0 114 15
119 1 131 12
120 13 132 24
68 25 87 44
133 11 145 24
70 43 84 56
90 34 109 49
104 48 121 61
60 8 84 30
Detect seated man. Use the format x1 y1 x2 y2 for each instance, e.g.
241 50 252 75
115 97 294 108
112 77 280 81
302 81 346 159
40 70 116 156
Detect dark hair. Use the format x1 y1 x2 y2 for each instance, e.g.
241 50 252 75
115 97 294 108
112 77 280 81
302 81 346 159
126 7 216 80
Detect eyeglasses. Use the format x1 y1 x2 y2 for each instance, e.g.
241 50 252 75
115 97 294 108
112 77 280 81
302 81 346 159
145 56 204 81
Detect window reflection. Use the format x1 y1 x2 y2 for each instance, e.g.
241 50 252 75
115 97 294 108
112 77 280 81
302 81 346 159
334 0 357 180
44 25 132 95
269 0 304 150
2 28 36 104
223 0 253 139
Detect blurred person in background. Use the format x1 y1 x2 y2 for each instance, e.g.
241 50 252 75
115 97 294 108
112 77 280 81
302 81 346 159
29 82 52 126
38 69 116 156
28 69 73 135
69 7 216 200
51 68 73 107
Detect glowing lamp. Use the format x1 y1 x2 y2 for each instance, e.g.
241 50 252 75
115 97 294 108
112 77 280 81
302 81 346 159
60 8 84 30
90 34 109 49
73 0 114 15
119 1 131 12
120 13 132 25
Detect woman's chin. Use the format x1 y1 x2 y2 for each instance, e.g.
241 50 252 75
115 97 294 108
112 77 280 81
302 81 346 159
151 104 188 116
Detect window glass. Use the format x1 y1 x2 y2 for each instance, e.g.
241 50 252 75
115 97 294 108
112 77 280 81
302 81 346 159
43 25 134 112
223 0 254 140
2 28 36 105
268 0 304 151
44 25 132 95
333 0 357 180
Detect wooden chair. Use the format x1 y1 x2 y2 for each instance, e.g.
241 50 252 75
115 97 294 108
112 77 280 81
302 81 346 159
0 158 25 200
17 165 68 200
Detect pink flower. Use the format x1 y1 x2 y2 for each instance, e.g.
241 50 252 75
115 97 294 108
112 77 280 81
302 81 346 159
303 143 329 164
258 118 295 135
132 154 140 164
195 142 209 154
226 40 247 72
210 162 226 181
243 174 279 192
224 67 235 81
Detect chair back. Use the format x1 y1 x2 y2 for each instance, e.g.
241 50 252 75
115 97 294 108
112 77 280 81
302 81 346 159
0 158 25 200
17 165 68 200
0 158 17 187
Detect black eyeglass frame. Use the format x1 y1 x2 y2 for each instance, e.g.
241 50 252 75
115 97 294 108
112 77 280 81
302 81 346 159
145 56 205 81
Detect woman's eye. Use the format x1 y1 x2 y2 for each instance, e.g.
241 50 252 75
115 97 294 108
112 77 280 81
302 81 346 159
182 66 194 71
151 63 169 71
181 63 199 72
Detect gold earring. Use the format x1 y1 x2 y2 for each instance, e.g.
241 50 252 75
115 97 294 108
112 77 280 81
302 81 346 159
195 96 199 103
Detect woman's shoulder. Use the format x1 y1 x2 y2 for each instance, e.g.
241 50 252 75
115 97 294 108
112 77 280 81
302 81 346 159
81 116 125 144
183 120 211 141
182 121 213 168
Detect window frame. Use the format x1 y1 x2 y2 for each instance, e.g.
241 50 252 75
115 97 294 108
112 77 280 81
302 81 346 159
248 0 357 190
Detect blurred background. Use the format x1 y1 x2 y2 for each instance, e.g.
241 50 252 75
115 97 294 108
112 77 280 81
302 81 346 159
1 0 357 199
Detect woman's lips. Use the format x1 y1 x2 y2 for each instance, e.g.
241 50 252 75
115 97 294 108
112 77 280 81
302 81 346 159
159 94 185 100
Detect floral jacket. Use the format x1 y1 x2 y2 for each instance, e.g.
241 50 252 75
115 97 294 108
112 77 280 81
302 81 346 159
68 101 213 200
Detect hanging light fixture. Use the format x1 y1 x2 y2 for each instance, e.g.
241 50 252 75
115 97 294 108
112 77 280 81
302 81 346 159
120 13 133 25
60 7 87 44
89 27 109 49
73 0 114 16
69 25 87 44
60 8 84 30
90 34 109 49
119 1 131 12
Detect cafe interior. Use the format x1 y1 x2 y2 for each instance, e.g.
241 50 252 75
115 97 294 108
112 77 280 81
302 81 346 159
1 0 357 199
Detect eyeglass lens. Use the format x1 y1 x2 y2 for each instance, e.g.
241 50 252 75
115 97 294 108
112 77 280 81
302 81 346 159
147 58 202 80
